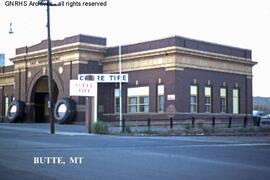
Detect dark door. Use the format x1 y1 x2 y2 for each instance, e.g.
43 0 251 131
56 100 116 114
35 93 49 123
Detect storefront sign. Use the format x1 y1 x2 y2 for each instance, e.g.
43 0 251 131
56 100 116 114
78 74 128 83
70 80 97 97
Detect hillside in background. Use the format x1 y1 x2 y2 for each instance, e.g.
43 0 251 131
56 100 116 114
253 96 270 114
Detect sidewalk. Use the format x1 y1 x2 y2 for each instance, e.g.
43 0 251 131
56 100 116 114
0 123 91 135
1 123 270 136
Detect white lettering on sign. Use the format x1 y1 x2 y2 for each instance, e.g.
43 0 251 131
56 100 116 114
70 80 97 97
78 74 128 83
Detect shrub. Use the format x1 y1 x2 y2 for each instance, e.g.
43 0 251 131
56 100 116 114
197 121 204 129
3 117 9 123
142 129 154 134
92 121 108 134
202 127 214 134
184 123 192 130
123 126 132 133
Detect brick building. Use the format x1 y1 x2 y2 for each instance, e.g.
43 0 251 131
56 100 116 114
0 34 256 123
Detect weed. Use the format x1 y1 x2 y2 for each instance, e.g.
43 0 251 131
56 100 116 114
92 121 108 134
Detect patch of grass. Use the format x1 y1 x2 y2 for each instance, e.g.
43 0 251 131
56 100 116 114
92 121 108 134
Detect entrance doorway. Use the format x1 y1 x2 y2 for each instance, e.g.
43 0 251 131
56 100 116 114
34 93 49 122
32 76 58 123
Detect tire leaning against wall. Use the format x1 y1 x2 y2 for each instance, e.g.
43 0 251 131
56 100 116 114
54 97 76 124
7 100 25 123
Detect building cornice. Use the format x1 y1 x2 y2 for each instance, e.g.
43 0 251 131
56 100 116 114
104 46 255 65
10 43 106 69
10 42 106 62
103 46 256 75
175 47 256 66
0 72 15 86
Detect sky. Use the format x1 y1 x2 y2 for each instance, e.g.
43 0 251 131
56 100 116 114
0 0 269 97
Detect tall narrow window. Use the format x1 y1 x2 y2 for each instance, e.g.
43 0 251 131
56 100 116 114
128 86 149 113
220 88 227 113
4 96 9 116
233 89 239 114
157 85 164 112
114 89 120 113
205 87 212 113
190 85 198 113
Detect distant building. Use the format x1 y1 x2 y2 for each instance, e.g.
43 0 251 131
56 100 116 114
0 54 5 66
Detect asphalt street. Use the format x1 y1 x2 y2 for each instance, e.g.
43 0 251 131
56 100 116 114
0 123 270 180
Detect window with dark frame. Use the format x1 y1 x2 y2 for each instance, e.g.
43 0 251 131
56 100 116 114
114 89 120 113
220 87 227 113
127 87 149 113
128 96 149 113
139 96 149 112
190 85 198 113
204 86 212 113
233 88 240 114
4 96 9 116
157 85 164 112
128 97 137 113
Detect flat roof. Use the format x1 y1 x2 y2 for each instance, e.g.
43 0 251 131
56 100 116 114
15 34 251 59
106 36 251 59
16 34 107 55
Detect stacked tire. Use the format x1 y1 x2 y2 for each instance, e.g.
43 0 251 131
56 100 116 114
7 100 25 123
54 97 76 124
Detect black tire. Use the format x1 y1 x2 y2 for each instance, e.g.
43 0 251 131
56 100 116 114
7 100 25 123
54 97 76 124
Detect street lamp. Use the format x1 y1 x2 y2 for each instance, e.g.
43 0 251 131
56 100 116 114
38 0 57 134
9 23 14 34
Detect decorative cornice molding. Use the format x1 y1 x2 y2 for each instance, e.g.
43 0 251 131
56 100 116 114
10 42 106 63
103 46 255 75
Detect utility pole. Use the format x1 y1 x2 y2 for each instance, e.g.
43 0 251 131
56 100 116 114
119 45 122 129
39 0 57 134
